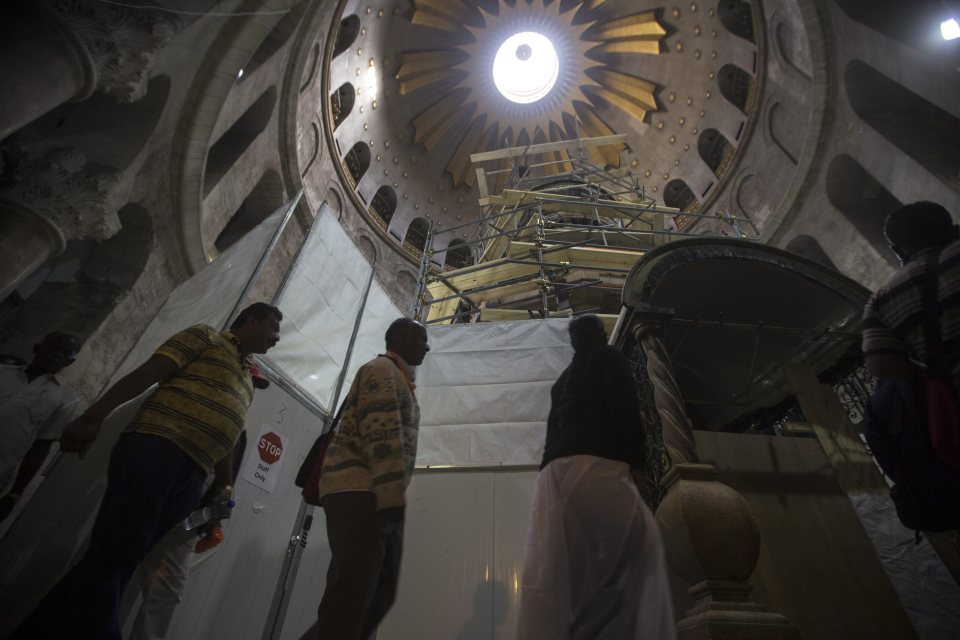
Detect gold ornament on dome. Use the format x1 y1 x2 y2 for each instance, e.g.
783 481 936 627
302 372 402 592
398 0 666 187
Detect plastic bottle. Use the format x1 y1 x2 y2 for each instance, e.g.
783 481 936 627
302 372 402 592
182 498 236 531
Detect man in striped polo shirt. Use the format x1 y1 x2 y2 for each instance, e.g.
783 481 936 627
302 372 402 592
15 303 282 640
862 201 960 384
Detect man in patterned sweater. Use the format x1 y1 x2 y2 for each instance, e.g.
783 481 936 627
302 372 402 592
309 317 429 640
15 303 282 640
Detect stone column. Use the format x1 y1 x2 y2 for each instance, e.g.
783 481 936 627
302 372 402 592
0 197 65 301
0 0 180 140
0 141 121 298
630 314 800 639
0 2 96 139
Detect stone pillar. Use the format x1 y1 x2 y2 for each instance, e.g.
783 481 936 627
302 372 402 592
0 197 65 301
629 314 800 639
0 0 180 140
0 2 96 139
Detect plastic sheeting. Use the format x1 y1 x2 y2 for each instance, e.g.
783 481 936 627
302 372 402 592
415 318 573 467
849 493 960 640
264 206 403 414
106 203 290 386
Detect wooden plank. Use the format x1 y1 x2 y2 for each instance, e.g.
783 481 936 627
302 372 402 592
469 134 629 163
783 364 887 495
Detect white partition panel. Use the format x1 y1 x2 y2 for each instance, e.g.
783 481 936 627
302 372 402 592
415 319 572 467
265 206 373 412
108 204 289 386
376 469 539 640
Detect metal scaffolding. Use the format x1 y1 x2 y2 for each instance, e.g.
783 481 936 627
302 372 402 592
411 135 757 326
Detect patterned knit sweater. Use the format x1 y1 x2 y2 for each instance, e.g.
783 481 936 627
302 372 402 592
316 355 420 510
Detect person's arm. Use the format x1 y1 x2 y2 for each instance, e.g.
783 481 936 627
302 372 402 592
59 354 178 455
0 440 54 521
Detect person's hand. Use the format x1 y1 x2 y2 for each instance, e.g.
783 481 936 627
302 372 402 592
59 413 103 458
206 484 234 520
0 493 17 522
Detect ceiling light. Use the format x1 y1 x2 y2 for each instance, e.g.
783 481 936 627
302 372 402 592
942 18 960 41
492 32 559 104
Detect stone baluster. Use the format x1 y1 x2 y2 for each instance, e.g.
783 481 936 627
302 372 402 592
629 312 800 639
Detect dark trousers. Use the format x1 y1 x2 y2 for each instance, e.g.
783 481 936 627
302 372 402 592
14 433 206 640
311 491 405 640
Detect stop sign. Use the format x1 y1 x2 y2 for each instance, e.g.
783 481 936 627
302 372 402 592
258 431 283 464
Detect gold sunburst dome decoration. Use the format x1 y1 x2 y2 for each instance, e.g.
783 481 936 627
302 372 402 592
398 0 667 187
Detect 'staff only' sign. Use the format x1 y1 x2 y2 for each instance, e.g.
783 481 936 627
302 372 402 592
241 423 289 493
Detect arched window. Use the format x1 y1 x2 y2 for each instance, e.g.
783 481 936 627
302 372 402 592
238 2 307 82
825 154 901 266
343 142 371 186
846 60 960 191
332 15 361 58
370 186 397 226
718 64 753 114
215 170 284 252
717 0 755 43
404 217 430 252
697 129 734 176
445 239 472 270
204 87 277 197
663 178 699 211
331 83 355 130
833 0 953 53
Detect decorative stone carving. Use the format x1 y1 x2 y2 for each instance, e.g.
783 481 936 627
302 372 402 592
46 0 182 103
1 139 121 241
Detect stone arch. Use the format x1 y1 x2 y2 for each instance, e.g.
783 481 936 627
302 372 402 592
663 178 699 211
203 87 277 197
214 170 284 252
845 59 960 191
767 102 803 165
331 83 356 130
773 20 812 80
404 217 430 252
697 128 734 176
298 116 321 177
370 186 398 227
333 15 361 58
445 239 472 270
326 186 344 219
343 142 371 186
717 0 755 43
718 64 753 114
357 235 378 265
299 39 323 93
784 235 837 270
825 154 902 266
238 1 307 82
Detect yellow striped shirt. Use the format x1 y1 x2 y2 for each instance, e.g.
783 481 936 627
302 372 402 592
128 325 253 472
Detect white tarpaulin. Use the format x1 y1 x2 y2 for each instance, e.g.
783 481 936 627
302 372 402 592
415 318 573 467
266 206 373 412
106 203 290 386
265 206 404 413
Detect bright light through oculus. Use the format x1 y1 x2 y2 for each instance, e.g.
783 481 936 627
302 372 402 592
492 32 560 104
942 18 960 41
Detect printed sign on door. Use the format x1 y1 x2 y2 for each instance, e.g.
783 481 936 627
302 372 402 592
241 423 289 493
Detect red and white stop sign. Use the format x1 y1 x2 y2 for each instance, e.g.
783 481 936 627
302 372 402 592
258 432 283 464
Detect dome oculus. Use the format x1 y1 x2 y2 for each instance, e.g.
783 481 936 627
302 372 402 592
492 32 560 104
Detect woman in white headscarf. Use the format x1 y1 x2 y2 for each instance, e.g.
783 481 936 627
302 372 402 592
516 315 675 640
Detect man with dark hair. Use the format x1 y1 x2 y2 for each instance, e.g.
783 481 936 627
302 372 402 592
0 332 81 522
305 317 429 640
862 201 960 381
15 303 282 640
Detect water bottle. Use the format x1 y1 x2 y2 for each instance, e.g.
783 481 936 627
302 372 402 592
182 497 236 531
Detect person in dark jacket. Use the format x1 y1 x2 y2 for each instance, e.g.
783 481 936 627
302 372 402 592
516 315 675 640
